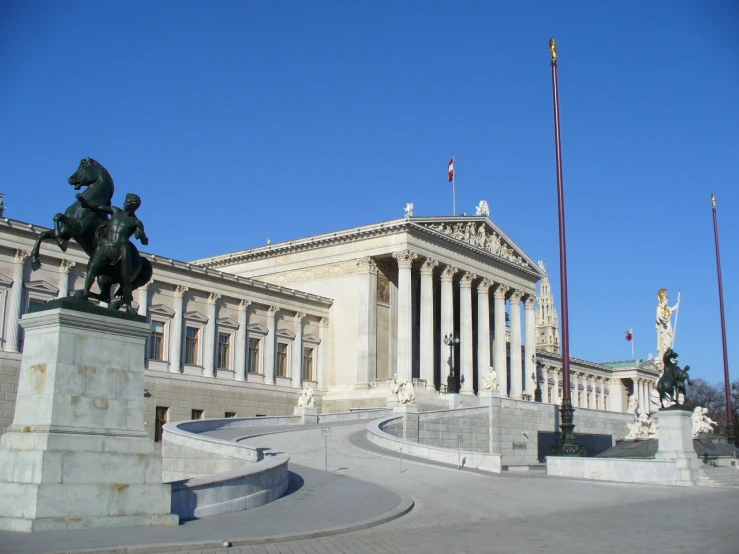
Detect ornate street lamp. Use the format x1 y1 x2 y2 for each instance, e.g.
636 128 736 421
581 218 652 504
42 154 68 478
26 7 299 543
443 334 460 393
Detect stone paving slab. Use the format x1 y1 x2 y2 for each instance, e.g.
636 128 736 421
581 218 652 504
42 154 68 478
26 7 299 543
0 465 407 554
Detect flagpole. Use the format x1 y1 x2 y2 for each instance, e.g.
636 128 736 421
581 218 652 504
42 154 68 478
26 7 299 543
547 38 583 457
452 153 457 216
672 289 681 348
632 336 635 361
712 194 734 445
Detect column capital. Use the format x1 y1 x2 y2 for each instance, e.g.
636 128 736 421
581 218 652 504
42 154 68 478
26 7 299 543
267 305 280 316
459 271 477 288
237 299 252 311
174 285 188 298
494 284 510 299
320 316 330 327
420 258 439 275
509 290 524 303
14 249 30 263
524 295 536 309
393 250 418 268
477 278 494 293
441 265 458 281
207 292 221 305
356 256 378 273
59 259 75 273
294 312 306 322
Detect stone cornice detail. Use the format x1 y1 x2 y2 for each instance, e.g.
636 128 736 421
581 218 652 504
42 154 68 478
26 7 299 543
237 299 252 311
59 259 75 273
393 250 418 268
14 249 29 263
267 305 280 316
509 290 524 303
524 296 536 309
174 285 188 298
477 278 493 293
294 312 306 322
459 271 477 287
440 265 458 281
320 317 329 327
420 258 439 275
356 257 378 273
494 284 510 299
207 292 221 305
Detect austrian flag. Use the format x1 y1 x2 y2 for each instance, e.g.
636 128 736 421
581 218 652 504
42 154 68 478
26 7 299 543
625 328 634 342
448 156 455 182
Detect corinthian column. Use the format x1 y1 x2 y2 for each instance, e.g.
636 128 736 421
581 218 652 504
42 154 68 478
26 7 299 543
459 272 477 395
264 306 278 384
553 369 560 405
393 250 417 381
318 317 329 388
509 290 523 399
440 265 458 389
4 250 29 352
476 278 493 392
169 285 188 373
292 312 305 386
58 259 75 299
524 295 536 398
136 278 150 318
235 300 251 381
202 292 220 377
420 258 438 390
356 257 378 388
493 284 509 396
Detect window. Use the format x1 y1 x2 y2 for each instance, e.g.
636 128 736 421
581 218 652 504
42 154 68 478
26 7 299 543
276 343 288 377
149 321 165 360
154 406 168 442
248 339 260 373
225 411 236 418
185 327 199 365
191 409 204 420
303 347 314 381
548 388 552 404
216 333 230 369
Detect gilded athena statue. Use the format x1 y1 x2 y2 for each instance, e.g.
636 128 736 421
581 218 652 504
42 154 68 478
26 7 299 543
656 288 679 365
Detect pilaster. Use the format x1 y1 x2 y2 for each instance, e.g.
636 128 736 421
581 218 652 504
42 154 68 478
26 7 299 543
459 271 476 395
493 284 509 397
202 292 220 377
234 299 251 381
523 295 536 398
420 258 438 390
168 285 187 374
264 306 278 384
508 290 523 399
356 257 377 388
292 312 305 387
476 278 493 392
4 249 29 352
136 278 150 318
57 259 75 299
318 317 329 389
393 250 417 381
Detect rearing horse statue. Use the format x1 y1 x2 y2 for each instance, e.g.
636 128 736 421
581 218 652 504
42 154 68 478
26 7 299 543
656 348 691 408
31 158 114 270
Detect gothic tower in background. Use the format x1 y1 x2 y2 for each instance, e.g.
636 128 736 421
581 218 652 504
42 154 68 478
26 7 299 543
535 260 560 354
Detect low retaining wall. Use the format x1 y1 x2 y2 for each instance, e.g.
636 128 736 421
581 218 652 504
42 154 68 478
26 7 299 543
170 453 289 520
368 416 502 473
546 456 691 486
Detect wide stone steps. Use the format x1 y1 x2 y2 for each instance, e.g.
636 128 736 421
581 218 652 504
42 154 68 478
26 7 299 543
699 467 739 488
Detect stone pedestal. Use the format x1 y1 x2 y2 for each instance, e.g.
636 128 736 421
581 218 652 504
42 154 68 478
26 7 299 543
478 390 500 405
293 406 318 424
393 404 418 441
386 395 399 409
0 300 178 532
654 408 703 486
443 393 462 409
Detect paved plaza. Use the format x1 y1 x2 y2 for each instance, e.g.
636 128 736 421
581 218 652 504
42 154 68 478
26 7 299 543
2 421 738 554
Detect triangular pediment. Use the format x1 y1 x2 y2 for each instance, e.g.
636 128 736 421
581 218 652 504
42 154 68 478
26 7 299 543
0 273 12 289
276 328 296 340
303 333 321 345
24 280 59 295
183 311 209 324
149 303 176 317
412 217 543 275
247 322 269 334
216 316 240 329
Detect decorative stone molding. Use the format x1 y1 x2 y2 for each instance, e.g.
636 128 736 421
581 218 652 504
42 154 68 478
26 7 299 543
459 271 477 287
356 257 378 273
294 312 306 322
392 250 417 268
247 322 269 335
183 311 208 324
509 290 523 303
216 316 240 329
59 259 75 273
149 304 176 318
441 265 458 281
14 249 29 263
320 317 329 327
24 280 59 296
477 278 493 293
237 299 252 311
494 284 510 299
207 292 221 304
174 285 188 297
267 305 279 316
275 328 296 340
420 258 439 275
524 295 536 309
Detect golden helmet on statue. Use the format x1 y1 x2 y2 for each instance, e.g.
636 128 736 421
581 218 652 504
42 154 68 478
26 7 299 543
657 288 668 301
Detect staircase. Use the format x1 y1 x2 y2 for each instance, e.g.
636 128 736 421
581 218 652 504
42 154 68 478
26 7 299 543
699 466 739 488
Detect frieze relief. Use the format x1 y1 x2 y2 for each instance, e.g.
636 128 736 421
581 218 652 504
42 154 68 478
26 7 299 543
424 221 531 269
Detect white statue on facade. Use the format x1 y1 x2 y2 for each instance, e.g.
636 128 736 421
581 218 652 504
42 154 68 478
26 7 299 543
404 203 414 217
624 408 658 439
626 394 638 415
691 407 717 437
482 367 499 391
649 389 662 414
656 288 680 366
389 374 416 404
297 385 315 409
475 200 490 217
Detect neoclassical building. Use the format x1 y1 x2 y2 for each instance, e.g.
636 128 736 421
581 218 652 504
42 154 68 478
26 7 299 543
0 207 658 438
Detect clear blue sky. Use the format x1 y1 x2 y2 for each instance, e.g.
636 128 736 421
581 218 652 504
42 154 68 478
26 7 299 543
1 1 737 385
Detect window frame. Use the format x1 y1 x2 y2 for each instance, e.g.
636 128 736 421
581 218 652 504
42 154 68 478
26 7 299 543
184 326 201 366
276 342 289 378
216 331 231 370
246 322 269 375
182 311 208 368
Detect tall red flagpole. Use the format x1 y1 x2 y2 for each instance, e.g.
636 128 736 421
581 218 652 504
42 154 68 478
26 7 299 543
712 194 734 444
548 38 584 456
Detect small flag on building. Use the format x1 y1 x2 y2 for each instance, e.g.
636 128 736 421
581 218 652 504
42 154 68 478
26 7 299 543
448 156 455 182
625 328 633 342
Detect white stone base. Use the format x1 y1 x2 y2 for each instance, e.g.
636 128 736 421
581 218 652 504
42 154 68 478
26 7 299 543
0 303 178 531
293 406 318 424
443 393 462 408
653 408 703 486
392 404 418 415
478 390 500 405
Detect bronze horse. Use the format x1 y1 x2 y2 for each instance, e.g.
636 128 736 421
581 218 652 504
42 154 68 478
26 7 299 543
30 158 152 309
656 348 692 408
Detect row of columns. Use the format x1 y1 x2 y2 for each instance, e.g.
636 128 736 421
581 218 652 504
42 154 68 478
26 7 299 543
536 367 619 412
634 378 656 411
391 250 537 398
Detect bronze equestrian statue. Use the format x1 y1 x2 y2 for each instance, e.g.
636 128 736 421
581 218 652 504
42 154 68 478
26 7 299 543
656 348 692 409
30 158 152 312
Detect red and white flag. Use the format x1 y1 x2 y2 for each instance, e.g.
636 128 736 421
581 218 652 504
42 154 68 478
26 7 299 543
448 156 455 182
625 328 633 342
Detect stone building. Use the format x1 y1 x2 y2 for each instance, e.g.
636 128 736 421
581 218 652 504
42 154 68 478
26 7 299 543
0 207 657 440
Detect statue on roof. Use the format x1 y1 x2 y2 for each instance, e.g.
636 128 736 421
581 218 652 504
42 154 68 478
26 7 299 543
475 200 490 217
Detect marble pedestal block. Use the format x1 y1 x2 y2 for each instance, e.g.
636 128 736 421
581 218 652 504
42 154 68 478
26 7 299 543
443 393 462 408
654 408 703 486
293 406 318 424
478 390 500 405
393 404 418 441
0 300 179 532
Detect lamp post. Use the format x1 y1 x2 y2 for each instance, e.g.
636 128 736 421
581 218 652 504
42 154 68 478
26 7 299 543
547 38 585 457
532 354 543 403
444 334 460 393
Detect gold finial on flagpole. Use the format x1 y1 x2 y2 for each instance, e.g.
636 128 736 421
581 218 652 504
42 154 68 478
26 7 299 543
549 38 558 61
712 194 716 209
